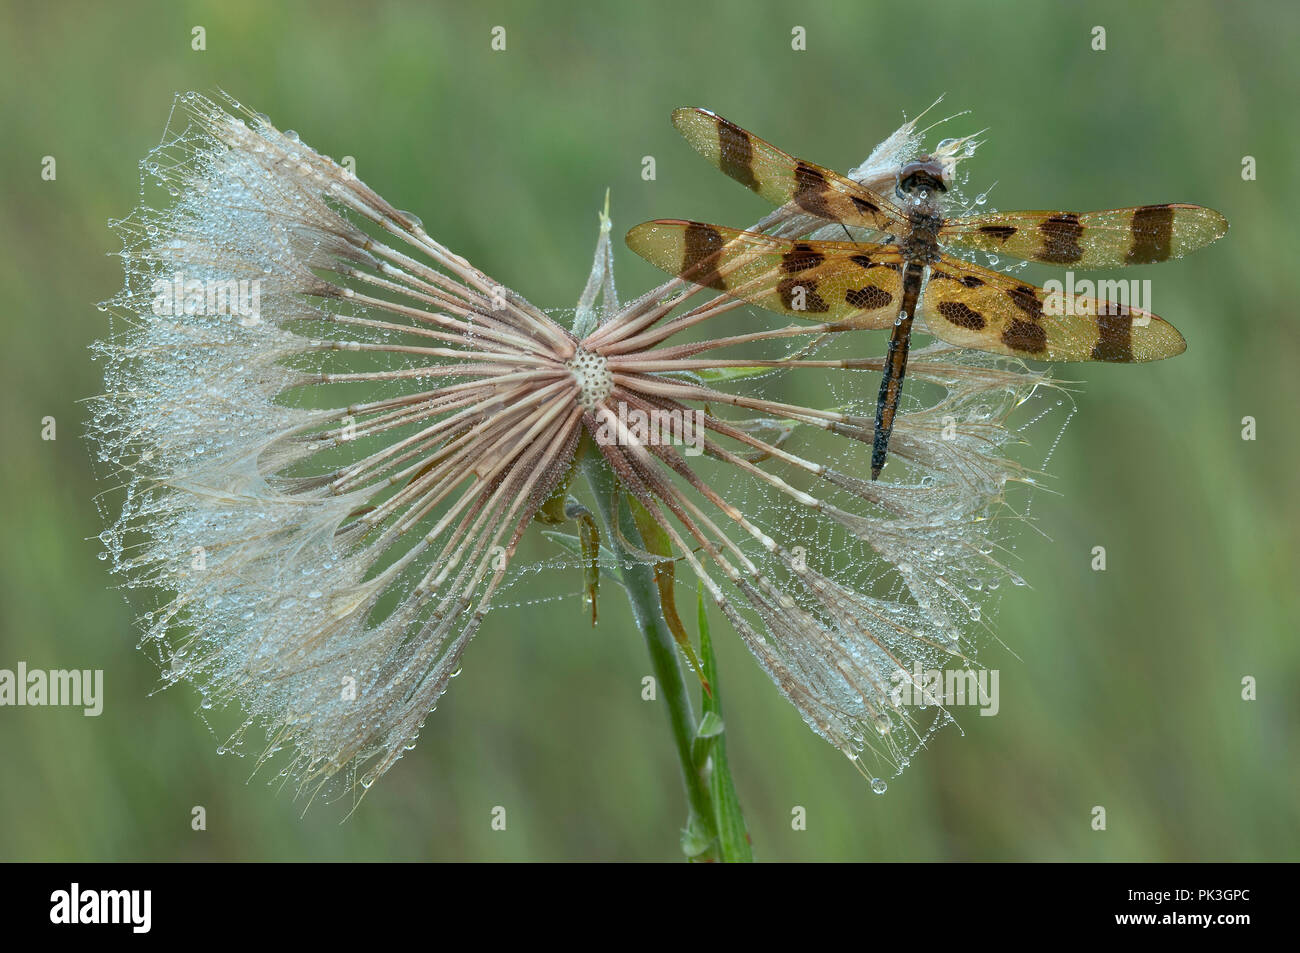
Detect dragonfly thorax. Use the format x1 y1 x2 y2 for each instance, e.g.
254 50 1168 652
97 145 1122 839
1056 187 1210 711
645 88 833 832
900 208 944 263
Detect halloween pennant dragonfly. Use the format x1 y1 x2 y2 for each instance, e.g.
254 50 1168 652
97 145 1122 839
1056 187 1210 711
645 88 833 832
626 107 1228 478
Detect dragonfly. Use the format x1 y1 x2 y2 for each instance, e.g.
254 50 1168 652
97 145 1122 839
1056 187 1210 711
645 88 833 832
626 107 1228 478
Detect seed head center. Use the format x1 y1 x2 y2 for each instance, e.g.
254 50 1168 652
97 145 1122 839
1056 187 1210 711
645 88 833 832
567 348 613 411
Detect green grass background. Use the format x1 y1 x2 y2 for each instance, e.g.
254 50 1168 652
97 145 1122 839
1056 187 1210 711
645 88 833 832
1 0 1297 861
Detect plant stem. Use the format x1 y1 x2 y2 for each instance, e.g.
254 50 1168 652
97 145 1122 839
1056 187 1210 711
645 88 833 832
579 452 719 860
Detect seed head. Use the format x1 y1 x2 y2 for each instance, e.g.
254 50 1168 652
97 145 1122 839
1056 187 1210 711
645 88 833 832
91 92 1061 799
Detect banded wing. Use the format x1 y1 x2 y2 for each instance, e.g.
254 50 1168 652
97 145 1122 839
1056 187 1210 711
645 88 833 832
941 204 1228 268
626 219 905 328
671 106 909 234
921 255 1186 362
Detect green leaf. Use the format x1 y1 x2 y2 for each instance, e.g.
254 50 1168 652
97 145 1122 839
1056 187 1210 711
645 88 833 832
539 530 584 556
627 495 710 692
690 712 724 772
698 585 753 862
680 815 713 859
540 530 623 590
697 711 724 738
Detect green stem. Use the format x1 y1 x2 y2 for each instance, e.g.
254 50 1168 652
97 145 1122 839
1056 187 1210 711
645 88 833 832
580 452 718 860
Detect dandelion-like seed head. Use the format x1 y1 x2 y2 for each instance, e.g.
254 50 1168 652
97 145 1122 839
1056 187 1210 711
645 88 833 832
92 92 1064 801
567 349 613 410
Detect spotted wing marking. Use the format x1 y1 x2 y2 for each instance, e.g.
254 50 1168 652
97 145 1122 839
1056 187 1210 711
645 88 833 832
922 256 1186 362
941 204 1228 269
626 220 906 328
671 107 909 234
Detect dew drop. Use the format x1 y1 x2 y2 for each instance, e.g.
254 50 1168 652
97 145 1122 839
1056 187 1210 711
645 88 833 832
871 778 888 794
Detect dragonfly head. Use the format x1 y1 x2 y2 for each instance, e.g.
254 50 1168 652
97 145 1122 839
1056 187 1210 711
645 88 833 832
896 157 950 200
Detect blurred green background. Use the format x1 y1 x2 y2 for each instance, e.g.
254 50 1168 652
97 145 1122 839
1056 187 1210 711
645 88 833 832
1 0 1297 861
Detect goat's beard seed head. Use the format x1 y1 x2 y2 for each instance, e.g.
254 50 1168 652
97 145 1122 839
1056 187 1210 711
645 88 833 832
91 91 1064 802
567 349 613 410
